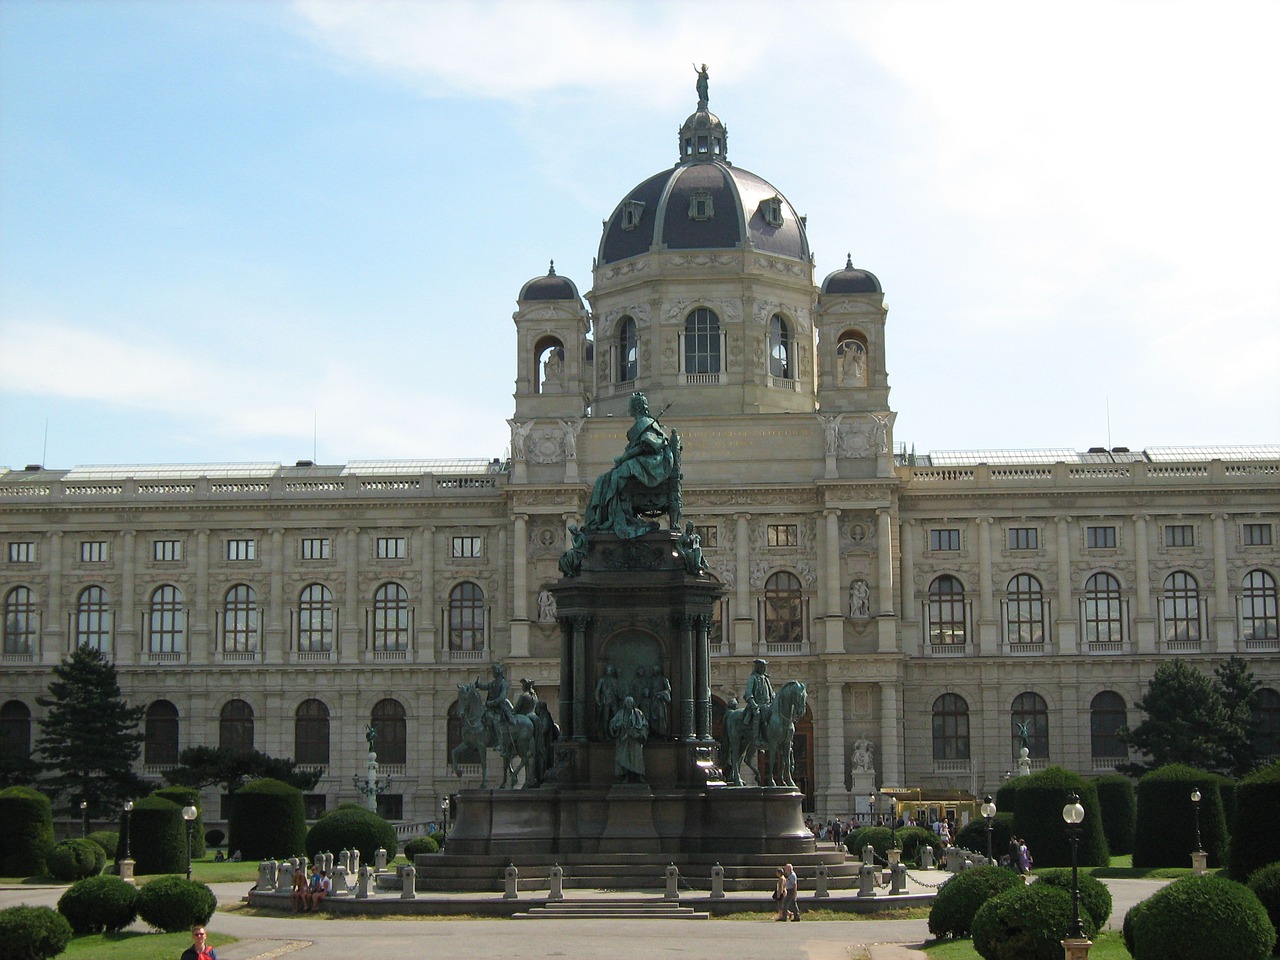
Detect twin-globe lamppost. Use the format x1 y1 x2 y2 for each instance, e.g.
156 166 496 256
1062 792 1087 942
182 805 198 881
980 795 997 862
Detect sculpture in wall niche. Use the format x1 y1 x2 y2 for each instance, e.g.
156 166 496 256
837 338 867 386
676 521 709 574
609 697 649 783
850 737 875 772
583 392 682 539
536 588 557 622
557 418 583 460
510 421 533 460
557 524 588 577
541 347 564 388
849 579 871 619
649 665 672 738
594 664 622 731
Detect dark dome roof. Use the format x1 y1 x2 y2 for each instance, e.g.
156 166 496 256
519 261 581 302
821 255 882 294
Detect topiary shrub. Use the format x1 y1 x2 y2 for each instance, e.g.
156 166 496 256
1230 761 1280 880
1127 874 1275 960
1246 861 1280 956
403 835 440 859
1033 867 1112 926
972 881 1096 960
1122 897 1147 957
844 825 894 860
85 831 119 861
0 786 54 877
994 776 1026 817
927 864 1023 939
152 787 205 859
1092 774 1136 856
228 778 306 861
955 812 1014 861
56 874 139 934
896 826 941 866
204 828 225 849
129 796 187 875
47 838 105 881
1133 764 1228 868
0 905 72 960
136 875 216 933
306 806 398 863
1011 767 1109 868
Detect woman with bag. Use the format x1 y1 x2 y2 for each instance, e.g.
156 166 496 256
772 866 787 920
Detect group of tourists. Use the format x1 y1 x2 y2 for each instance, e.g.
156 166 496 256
772 863 801 921
289 864 332 913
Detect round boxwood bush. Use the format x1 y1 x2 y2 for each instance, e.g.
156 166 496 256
0 905 72 960
56 874 139 934
1092 774 1136 856
972 881 1096 960
204 828 225 849
1033 867 1112 926
403 835 440 859
228 778 306 861
895 825 942 866
136 875 216 933
955 811 1014 861
1230 761 1280 880
129 796 187 875
1122 897 1147 957
1011 767 1109 868
1133 764 1228 868
844 825 894 860
0 786 54 877
1127 874 1275 960
429 830 446 847
928 864 1023 939
85 831 119 861
306 806 398 863
1246 861 1280 955
47 838 105 881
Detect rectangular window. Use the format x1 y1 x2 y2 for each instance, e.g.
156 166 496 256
1086 526 1117 549
451 536 482 559
303 794 327 821
1008 528 1038 551
694 525 718 549
1244 523 1272 546
153 539 182 562
766 524 798 548
301 538 331 560
80 541 109 563
376 794 404 820
1164 524 1194 548
930 528 960 551
226 539 256 561
376 537 406 560
7 542 36 563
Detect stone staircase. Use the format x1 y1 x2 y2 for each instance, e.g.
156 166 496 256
513 898 710 919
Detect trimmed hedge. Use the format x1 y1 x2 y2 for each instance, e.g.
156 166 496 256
0 785 54 877
955 811 1014 861
1033 867 1112 926
1133 764 1228 868
204 828 225 849
1246 861 1280 956
403 835 440 859
1092 774 1136 856
306 806 398 863
86 831 119 860
136 875 216 933
895 826 942 866
152 786 205 858
844 826 893 860
1126 874 1275 960
0 905 72 960
129 795 187 875
972 881 1096 960
56 874 139 934
1010 767 1109 868
47 838 105 881
228 778 306 861
927 864 1023 939
1230 761 1280 880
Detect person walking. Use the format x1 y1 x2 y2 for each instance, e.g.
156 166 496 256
772 866 787 920
783 863 800 921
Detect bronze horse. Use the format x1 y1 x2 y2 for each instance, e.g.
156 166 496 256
450 682 537 788
721 679 807 787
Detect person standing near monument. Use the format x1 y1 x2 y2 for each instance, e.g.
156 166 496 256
783 863 801 921
743 658 775 744
608 696 649 783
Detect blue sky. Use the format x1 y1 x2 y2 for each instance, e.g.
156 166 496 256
2 0 1277 470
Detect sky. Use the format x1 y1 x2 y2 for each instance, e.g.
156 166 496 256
1 0 1277 471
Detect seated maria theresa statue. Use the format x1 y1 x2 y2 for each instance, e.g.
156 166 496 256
584 392 682 539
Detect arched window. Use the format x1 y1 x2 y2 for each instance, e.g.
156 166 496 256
618 316 637 383
763 571 803 646
836 332 868 387
1253 688 1280 759
75 586 111 652
298 584 333 652
1005 574 1045 644
1242 570 1279 641
145 700 180 766
928 575 967 646
536 337 565 394
1083 572 1125 644
768 314 792 379
448 582 485 652
371 698 407 765
1011 692 1049 759
1162 571 1201 641
372 583 409 652
295 699 330 765
148 585 185 653
1090 691 1127 761
3 586 37 655
684 308 721 375
219 699 254 755
932 694 970 760
0 700 32 760
223 585 258 653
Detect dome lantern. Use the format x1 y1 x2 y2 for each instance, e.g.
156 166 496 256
678 64 728 164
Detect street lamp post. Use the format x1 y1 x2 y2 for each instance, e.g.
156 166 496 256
981 795 997 862
440 797 450 838
866 792 876 826
79 799 88 838
1062 792 1087 941
122 801 134 860
182 805 198 881
1190 787 1202 851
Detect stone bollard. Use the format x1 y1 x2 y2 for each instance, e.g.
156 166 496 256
549 864 564 901
946 847 963 873
920 846 935 869
375 847 388 872
400 865 416 900
349 849 360 877
267 859 279 891
857 861 878 898
664 863 680 900
504 863 519 900
862 843 876 865
279 862 295 892
890 862 907 895
814 861 830 898
356 864 372 899
709 863 725 900
333 865 348 896
258 860 274 891
339 849 351 873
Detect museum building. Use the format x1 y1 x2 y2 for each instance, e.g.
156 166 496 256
2 80 1278 827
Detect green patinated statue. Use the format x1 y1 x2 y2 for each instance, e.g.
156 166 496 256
609 696 649 783
584 392 682 539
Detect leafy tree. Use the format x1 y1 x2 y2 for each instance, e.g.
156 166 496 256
34 645 148 820
1215 656 1261 776
162 746 322 794
1120 659 1247 775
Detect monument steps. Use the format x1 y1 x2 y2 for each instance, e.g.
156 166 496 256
512 899 710 920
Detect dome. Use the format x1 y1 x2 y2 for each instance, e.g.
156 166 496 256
519 261 581 302
821 255 882 294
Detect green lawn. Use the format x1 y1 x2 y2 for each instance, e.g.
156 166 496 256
922 931 1131 959
64 930 235 959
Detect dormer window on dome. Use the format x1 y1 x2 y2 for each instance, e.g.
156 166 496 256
688 189 714 221
621 200 645 231
760 196 784 228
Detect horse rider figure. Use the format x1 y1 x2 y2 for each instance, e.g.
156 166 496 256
476 663 516 753
744 658 775 746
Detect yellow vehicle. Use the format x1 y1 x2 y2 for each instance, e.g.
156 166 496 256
879 787 980 830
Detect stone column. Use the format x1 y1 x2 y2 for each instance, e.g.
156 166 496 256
879 681 902 788
679 614 696 741
825 510 842 616
732 513 752 655
1212 513 1233 651
557 616 575 739
695 614 712 739
1055 517 1076 653
267 529 285 663
1133 515 1154 653
119 531 136 664
824 680 847 816
418 526 437 662
44 531 63 661
571 615 589 740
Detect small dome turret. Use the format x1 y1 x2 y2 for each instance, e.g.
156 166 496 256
821 254 882 294
519 261 582 302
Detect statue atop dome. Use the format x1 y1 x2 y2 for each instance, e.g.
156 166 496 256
693 63 709 107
